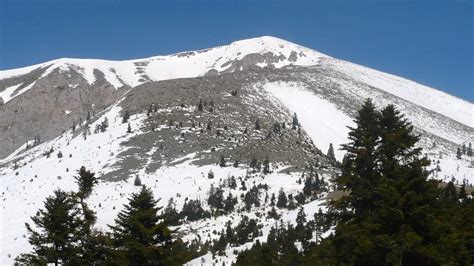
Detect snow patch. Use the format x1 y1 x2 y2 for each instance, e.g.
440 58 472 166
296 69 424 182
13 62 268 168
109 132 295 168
263 81 354 160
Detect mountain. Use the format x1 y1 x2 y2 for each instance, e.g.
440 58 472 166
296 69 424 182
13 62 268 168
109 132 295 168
0 36 472 264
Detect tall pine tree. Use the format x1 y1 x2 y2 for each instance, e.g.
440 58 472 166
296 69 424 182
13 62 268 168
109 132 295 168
16 190 83 265
109 186 172 265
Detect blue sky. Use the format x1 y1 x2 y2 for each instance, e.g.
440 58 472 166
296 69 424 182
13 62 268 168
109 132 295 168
1 0 472 101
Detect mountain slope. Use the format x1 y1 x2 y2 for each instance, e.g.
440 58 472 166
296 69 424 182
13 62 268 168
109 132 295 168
0 36 472 264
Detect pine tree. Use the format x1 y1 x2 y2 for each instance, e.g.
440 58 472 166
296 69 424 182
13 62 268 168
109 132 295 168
197 99 203 111
219 155 226 167
337 98 381 221
134 176 142 186
127 122 132 133
303 175 313 197
276 188 287 209
327 143 336 163
74 166 98 227
109 186 172 265
223 193 238 213
255 119 261 130
467 142 473 157
122 110 130 123
295 207 307 241
75 166 97 199
270 193 276 207
308 100 453 265
162 198 180 226
263 157 271 174
292 112 299 130
457 147 462 159
16 190 83 265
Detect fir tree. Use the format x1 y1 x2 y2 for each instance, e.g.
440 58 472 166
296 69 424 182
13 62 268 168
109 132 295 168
276 188 287 209
127 122 132 133
337 98 381 221
162 198 180 226
292 112 299 130
17 190 83 265
327 143 336 163
109 186 172 265
74 166 98 227
134 176 142 186
223 193 238 213
262 157 271 174
197 99 204 111
122 110 130 123
75 166 98 199
457 147 462 159
219 155 226 167
255 119 261 130
181 199 210 221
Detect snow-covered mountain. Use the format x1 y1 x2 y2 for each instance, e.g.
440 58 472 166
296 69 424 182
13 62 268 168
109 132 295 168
0 36 472 265
0 36 327 103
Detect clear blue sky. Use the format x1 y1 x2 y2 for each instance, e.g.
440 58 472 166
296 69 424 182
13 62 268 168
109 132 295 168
1 0 472 101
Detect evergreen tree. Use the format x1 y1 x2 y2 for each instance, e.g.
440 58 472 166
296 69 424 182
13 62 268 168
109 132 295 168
467 142 473 157
337 98 381 221
276 188 287 209
109 186 172 265
74 167 98 228
122 110 130 123
75 166 97 199
223 193 238 213
262 157 271 174
255 119 261 130
181 199 210 221
270 193 276 207
306 100 465 265
197 99 203 111
295 207 307 242
327 143 336 163
16 190 83 265
127 122 132 133
219 155 226 167
456 147 462 159
292 112 299 130
134 176 142 186
303 175 313 197
207 184 225 211
162 198 180 226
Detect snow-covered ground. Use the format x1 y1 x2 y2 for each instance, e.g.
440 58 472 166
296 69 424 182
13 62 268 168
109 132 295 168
263 82 354 160
0 95 330 264
263 81 473 185
323 59 474 128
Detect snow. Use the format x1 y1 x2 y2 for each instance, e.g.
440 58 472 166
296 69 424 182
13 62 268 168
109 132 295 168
263 81 355 160
324 59 474 128
0 36 328 103
0 94 320 264
0 84 22 103
262 81 473 185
